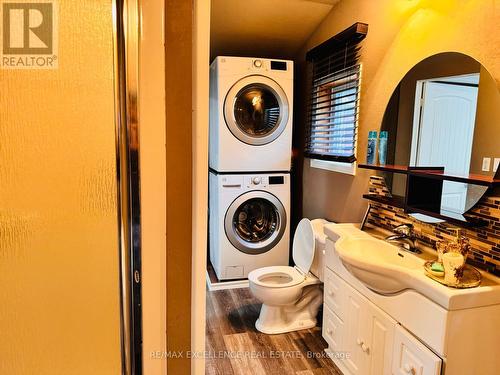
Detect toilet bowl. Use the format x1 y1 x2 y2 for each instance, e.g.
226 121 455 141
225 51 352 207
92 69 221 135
248 218 328 334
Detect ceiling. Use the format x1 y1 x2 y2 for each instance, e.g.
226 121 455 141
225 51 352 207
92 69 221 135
210 0 340 61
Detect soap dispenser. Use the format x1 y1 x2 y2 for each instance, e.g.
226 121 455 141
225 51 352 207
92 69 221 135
447 227 470 258
442 228 470 282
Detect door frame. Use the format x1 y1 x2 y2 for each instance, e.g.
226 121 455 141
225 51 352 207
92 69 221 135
137 0 168 374
192 0 211 373
113 0 144 373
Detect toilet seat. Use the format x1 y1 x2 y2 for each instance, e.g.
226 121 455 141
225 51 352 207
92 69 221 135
248 266 304 288
248 218 316 289
292 218 315 275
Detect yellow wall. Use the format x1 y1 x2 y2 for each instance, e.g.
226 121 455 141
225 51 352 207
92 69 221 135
0 1 121 373
298 0 500 222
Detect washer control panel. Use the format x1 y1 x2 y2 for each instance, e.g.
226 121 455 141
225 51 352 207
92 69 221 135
245 175 268 187
245 174 286 187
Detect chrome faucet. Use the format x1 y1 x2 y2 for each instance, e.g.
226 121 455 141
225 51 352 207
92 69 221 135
385 224 421 253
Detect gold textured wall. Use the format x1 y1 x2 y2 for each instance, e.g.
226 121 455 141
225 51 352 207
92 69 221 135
0 1 121 373
297 0 500 223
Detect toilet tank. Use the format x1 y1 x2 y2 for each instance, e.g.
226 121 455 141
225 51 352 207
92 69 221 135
310 218 332 282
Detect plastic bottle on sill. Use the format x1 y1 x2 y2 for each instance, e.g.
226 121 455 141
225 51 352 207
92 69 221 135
378 131 388 165
366 130 377 165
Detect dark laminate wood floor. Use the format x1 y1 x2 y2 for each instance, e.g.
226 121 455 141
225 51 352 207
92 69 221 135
206 287 342 375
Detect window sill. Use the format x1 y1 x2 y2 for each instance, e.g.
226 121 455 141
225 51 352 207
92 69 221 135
309 158 357 176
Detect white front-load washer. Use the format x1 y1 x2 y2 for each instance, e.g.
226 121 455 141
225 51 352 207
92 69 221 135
209 170 290 280
209 56 293 172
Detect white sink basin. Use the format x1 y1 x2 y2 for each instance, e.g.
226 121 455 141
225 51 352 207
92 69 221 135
334 234 500 310
336 237 425 294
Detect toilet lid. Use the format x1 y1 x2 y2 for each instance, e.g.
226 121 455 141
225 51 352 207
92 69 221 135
292 218 315 274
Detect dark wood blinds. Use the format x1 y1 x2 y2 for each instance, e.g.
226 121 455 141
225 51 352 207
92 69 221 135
305 22 368 163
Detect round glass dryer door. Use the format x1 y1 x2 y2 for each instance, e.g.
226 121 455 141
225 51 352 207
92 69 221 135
224 75 289 145
225 191 287 254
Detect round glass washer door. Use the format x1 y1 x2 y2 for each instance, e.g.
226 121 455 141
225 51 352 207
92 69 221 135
225 191 287 255
224 75 289 145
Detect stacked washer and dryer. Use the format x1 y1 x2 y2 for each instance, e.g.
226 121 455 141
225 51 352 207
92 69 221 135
209 56 294 281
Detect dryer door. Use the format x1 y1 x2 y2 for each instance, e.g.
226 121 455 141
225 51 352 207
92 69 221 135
225 191 287 255
224 75 289 145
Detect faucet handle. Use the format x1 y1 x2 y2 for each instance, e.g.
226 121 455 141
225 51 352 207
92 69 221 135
393 223 413 236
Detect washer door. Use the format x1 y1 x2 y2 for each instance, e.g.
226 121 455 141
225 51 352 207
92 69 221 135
225 191 287 255
224 75 289 145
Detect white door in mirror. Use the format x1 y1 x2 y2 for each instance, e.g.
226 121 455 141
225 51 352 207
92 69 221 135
411 79 479 213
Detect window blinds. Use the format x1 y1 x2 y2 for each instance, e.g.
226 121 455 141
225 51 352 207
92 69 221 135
305 23 367 163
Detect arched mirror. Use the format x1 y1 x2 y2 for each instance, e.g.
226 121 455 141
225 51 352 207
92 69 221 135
380 52 500 223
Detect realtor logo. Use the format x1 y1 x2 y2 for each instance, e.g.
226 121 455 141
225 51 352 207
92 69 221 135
1 0 58 69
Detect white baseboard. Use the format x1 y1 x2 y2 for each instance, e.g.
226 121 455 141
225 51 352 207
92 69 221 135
205 271 249 291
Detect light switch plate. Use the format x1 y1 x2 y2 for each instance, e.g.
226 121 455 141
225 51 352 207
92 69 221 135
482 157 491 172
494 158 500 173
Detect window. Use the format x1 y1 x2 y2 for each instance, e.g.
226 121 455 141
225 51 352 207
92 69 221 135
305 23 367 174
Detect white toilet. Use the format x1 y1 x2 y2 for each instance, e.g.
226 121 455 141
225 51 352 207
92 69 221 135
248 218 329 334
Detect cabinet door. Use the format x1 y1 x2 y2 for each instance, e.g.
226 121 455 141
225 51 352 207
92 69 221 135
344 288 370 375
366 303 395 375
324 267 345 319
392 324 442 375
338 281 396 375
323 306 344 353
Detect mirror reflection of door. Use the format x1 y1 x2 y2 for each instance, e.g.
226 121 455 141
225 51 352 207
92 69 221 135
410 74 479 213
379 52 499 223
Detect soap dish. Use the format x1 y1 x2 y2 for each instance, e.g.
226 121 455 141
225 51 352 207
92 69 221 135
423 261 481 288
427 263 444 277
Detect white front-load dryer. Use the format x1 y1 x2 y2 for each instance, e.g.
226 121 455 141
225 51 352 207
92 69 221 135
209 56 293 172
209 170 290 280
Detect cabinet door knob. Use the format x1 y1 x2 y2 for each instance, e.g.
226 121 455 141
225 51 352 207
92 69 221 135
361 343 370 354
403 364 415 374
328 291 334 296
326 328 333 335
356 338 363 346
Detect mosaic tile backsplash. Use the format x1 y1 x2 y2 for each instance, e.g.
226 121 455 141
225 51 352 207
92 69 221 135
368 175 393 197
366 177 500 276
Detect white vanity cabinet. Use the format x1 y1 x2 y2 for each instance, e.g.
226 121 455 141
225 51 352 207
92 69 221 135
324 265 442 375
324 267 411 375
322 224 500 375
321 227 445 375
